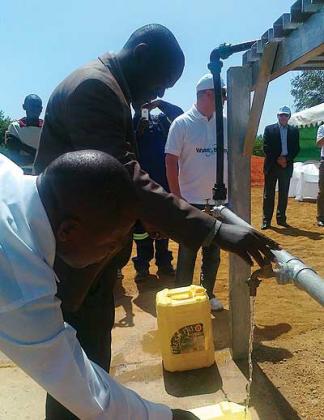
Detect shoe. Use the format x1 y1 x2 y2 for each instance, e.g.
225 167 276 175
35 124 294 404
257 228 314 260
277 220 289 227
209 297 224 311
134 270 149 283
261 222 271 230
157 265 175 276
317 221 324 227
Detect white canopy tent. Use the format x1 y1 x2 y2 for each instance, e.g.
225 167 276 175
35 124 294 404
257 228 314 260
290 102 324 127
286 103 324 200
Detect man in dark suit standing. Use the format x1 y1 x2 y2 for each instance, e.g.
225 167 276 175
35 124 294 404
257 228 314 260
262 106 300 229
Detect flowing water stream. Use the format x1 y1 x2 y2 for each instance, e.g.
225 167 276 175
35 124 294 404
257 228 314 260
244 293 257 419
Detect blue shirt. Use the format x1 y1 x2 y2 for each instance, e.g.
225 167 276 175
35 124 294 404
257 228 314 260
279 123 288 156
133 101 183 191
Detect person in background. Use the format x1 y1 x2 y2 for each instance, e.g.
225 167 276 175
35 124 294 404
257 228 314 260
5 94 43 173
316 123 324 227
132 100 183 281
165 73 228 312
261 106 300 230
0 150 198 420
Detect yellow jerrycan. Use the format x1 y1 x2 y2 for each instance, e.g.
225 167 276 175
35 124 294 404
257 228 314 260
156 285 215 372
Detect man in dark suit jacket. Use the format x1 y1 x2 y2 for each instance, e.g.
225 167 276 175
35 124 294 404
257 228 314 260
34 24 277 419
262 106 300 229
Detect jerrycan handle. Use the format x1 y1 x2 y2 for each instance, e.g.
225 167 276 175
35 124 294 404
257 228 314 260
167 286 202 301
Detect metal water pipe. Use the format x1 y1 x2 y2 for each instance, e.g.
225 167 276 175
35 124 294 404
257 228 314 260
208 41 256 204
213 205 324 307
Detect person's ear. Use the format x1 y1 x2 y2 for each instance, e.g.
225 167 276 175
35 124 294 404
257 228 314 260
133 43 150 65
22 103 26 111
56 219 81 242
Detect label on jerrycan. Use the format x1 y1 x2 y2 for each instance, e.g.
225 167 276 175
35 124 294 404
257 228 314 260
170 323 205 354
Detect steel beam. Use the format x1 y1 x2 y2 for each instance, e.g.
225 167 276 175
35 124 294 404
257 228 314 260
243 42 279 157
268 10 324 81
227 66 252 360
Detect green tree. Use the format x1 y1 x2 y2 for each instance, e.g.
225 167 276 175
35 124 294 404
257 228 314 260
291 70 324 111
253 134 264 157
0 110 11 145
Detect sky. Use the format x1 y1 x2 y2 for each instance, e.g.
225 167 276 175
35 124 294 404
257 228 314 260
0 0 299 133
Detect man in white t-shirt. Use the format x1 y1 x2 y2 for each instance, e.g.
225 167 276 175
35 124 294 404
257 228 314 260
165 73 228 311
316 123 324 227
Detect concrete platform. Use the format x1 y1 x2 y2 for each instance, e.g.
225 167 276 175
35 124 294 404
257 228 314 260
0 275 299 419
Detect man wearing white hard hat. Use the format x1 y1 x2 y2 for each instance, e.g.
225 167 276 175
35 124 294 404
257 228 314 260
165 73 228 311
261 106 300 230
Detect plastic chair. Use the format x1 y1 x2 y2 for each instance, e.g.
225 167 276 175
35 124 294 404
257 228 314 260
295 162 319 201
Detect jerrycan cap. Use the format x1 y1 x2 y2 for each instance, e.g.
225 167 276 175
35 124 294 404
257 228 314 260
157 285 207 306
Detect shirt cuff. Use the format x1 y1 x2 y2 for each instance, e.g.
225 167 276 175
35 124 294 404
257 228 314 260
202 219 222 247
164 149 180 157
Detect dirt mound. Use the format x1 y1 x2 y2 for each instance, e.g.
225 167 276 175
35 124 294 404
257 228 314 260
251 156 264 187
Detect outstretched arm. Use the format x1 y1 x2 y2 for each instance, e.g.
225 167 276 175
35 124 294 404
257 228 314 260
0 295 172 420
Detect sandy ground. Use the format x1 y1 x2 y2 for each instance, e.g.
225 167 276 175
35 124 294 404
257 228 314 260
119 185 324 419
249 187 324 420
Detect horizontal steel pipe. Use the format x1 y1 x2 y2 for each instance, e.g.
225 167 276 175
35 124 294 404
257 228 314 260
214 205 324 307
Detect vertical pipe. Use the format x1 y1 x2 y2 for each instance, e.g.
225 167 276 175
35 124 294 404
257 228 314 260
227 66 253 360
208 57 227 202
212 69 225 188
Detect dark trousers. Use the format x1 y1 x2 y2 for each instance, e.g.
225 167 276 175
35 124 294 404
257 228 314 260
175 204 221 299
317 160 324 222
133 237 172 272
132 222 172 272
263 165 292 223
45 265 117 420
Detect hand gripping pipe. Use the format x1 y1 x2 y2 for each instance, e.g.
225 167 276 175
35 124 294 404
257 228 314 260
213 205 324 307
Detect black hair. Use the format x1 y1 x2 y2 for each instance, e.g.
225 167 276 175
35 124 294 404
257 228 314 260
24 94 42 106
43 150 138 226
123 24 184 71
124 24 177 49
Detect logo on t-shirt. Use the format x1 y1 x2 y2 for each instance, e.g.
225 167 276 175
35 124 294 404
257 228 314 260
195 143 217 157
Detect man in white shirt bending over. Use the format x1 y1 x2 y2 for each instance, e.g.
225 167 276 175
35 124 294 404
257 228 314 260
165 73 228 311
0 150 196 420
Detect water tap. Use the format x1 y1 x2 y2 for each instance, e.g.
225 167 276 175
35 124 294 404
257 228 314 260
246 263 273 296
203 199 213 215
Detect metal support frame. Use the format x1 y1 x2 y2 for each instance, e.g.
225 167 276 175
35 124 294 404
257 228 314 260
215 4 324 360
243 42 279 156
245 9 324 86
271 10 324 79
227 66 253 360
